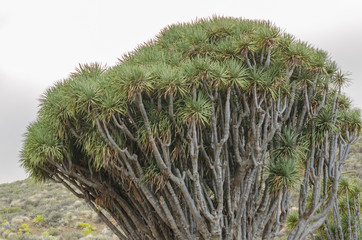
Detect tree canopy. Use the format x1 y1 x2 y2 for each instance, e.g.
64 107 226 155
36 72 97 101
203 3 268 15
21 16 361 240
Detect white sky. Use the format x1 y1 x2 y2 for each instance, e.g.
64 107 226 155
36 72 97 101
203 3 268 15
1 0 361 183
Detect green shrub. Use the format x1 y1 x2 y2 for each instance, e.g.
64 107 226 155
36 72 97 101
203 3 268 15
77 222 93 236
33 214 45 225
18 223 30 233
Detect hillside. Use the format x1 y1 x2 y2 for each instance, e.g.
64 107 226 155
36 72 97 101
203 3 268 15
343 139 362 183
0 179 115 240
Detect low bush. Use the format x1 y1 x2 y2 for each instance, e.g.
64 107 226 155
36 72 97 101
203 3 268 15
77 222 93 236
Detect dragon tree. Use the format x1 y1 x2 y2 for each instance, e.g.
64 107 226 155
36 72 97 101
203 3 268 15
21 17 361 240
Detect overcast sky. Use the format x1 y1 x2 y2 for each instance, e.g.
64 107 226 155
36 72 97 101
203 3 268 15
1 0 361 184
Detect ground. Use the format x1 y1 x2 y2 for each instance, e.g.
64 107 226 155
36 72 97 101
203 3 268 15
0 178 116 240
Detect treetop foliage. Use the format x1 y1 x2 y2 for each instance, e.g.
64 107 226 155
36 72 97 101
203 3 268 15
23 17 360 176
